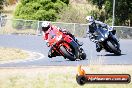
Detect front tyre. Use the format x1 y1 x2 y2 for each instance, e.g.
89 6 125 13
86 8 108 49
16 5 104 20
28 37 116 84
79 48 86 60
107 40 121 55
60 46 76 61
81 53 86 60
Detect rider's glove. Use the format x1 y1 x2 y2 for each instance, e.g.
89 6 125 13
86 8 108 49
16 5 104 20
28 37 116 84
88 33 98 43
88 33 94 39
62 31 68 34
91 38 98 43
59 28 70 35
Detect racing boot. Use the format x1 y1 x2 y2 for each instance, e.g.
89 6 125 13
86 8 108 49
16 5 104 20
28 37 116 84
48 51 52 58
96 43 102 52
48 51 56 58
48 48 56 58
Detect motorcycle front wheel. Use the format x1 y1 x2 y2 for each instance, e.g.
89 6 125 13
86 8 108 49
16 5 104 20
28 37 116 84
107 40 121 55
79 48 86 60
60 46 76 61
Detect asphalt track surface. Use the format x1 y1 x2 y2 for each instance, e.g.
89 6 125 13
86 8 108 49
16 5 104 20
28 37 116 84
0 34 132 67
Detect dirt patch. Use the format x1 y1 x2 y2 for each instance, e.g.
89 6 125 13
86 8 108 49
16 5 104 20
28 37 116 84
0 47 43 64
0 47 29 61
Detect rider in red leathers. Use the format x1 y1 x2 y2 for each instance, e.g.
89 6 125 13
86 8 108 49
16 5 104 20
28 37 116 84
41 21 82 58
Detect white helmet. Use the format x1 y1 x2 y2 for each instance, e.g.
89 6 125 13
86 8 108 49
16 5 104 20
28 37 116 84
86 16 95 23
41 21 51 32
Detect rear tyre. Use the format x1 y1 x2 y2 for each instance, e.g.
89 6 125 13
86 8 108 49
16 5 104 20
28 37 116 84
60 46 76 61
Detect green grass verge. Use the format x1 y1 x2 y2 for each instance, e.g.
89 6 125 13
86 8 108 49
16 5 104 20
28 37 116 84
0 66 131 88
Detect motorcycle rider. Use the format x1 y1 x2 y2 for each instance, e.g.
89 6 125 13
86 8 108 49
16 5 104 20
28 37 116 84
41 21 83 58
86 16 116 52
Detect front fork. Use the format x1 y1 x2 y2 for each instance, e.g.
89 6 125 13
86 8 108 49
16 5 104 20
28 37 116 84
69 40 80 59
109 32 120 48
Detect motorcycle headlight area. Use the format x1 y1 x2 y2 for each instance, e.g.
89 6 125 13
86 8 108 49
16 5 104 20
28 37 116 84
100 38 104 41
104 33 108 38
57 35 62 41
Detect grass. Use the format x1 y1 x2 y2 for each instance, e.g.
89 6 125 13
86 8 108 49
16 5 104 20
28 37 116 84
0 65 131 88
0 47 29 62
57 1 98 23
1 1 97 36
1 3 37 35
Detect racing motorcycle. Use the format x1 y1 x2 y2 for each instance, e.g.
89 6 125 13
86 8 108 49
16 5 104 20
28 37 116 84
90 27 121 55
47 30 86 61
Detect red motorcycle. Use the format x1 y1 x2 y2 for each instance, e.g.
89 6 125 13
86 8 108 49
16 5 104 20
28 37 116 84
47 30 86 61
